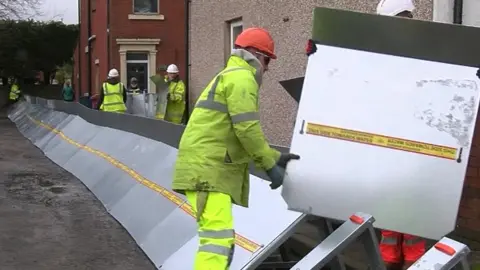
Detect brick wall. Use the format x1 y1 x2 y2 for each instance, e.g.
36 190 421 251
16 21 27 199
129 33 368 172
74 0 186 96
458 126 480 240
110 0 186 79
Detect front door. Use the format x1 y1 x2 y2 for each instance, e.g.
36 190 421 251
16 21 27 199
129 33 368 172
127 62 148 92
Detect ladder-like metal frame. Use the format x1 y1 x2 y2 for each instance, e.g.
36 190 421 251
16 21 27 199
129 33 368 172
287 212 472 270
407 237 471 270
290 212 385 270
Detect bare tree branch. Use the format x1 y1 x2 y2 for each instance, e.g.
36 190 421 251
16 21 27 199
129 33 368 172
0 0 44 20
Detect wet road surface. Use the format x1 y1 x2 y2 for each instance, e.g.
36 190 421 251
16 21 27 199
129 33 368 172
0 108 155 270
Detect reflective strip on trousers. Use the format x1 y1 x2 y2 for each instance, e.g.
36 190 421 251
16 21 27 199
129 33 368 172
381 235 422 246
198 229 235 261
199 244 231 257
380 236 398 245
198 229 235 239
404 237 423 245
195 67 260 123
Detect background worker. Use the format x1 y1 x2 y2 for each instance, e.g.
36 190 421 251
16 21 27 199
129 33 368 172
164 64 186 124
127 77 141 95
8 77 21 106
171 27 300 269
62 79 75 102
376 0 426 269
97 68 128 113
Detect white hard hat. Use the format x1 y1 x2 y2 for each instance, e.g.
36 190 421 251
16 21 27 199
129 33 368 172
108 68 119 78
376 0 415 16
166 64 179 73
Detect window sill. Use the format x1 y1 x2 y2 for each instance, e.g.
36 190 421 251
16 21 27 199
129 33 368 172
128 14 165 21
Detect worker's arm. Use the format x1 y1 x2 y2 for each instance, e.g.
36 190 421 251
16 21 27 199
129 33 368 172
96 87 104 110
123 85 127 102
225 74 280 171
170 81 185 102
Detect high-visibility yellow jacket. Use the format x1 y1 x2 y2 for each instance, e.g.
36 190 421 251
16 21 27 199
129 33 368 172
100 82 127 113
172 49 280 207
165 78 186 124
9 84 21 100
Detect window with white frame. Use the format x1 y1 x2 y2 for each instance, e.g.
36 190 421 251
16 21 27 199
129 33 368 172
133 0 159 14
229 20 243 51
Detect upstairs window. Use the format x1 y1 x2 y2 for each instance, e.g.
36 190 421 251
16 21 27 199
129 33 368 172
229 20 243 52
133 0 159 14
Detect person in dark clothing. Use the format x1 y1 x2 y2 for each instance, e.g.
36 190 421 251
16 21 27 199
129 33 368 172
127 77 142 94
96 68 128 113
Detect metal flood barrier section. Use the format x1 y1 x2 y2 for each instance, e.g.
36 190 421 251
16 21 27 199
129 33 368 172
8 97 304 269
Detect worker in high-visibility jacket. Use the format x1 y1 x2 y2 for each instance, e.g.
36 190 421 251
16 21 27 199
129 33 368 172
163 64 186 124
9 78 21 102
377 1 426 269
172 27 300 269
127 77 142 95
97 68 127 113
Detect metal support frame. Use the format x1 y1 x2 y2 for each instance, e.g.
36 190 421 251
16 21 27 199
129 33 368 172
245 214 308 270
290 212 385 270
408 237 470 270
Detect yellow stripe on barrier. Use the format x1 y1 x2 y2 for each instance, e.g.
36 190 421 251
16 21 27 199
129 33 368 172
26 115 262 253
305 122 459 161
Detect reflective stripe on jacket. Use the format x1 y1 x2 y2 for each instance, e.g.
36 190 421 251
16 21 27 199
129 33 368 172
165 79 186 124
127 87 141 95
100 82 127 112
9 84 20 100
172 49 280 207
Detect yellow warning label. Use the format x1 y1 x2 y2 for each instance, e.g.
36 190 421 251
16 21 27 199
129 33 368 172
305 122 458 160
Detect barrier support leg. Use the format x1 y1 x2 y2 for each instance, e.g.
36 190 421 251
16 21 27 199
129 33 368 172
407 237 471 270
290 212 386 270
323 219 346 270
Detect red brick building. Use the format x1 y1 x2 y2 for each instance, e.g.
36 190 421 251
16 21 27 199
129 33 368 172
74 0 186 100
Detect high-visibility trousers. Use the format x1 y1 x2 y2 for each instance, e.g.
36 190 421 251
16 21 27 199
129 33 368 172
379 230 426 264
186 191 235 270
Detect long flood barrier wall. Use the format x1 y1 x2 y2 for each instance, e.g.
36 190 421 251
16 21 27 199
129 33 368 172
8 96 304 269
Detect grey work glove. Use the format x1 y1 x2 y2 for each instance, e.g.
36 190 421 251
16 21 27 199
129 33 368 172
266 153 300 190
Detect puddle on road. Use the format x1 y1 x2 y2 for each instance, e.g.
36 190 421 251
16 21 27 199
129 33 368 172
38 179 54 187
4 172 68 204
49 186 66 194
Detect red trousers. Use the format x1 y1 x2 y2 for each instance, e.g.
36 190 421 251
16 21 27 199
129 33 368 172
380 230 426 264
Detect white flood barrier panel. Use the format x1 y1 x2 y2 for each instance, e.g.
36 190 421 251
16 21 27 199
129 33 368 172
283 43 480 239
8 101 303 269
126 93 148 116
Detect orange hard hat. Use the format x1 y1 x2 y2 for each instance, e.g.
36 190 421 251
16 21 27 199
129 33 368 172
234 27 276 59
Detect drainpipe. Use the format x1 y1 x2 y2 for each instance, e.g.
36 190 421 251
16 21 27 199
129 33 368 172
107 0 111 68
184 0 191 123
77 0 81 99
453 0 463 24
87 0 92 97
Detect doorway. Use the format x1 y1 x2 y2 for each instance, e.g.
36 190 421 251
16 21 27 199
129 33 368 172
126 52 149 92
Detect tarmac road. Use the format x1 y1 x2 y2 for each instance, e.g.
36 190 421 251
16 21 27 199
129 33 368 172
0 108 155 270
